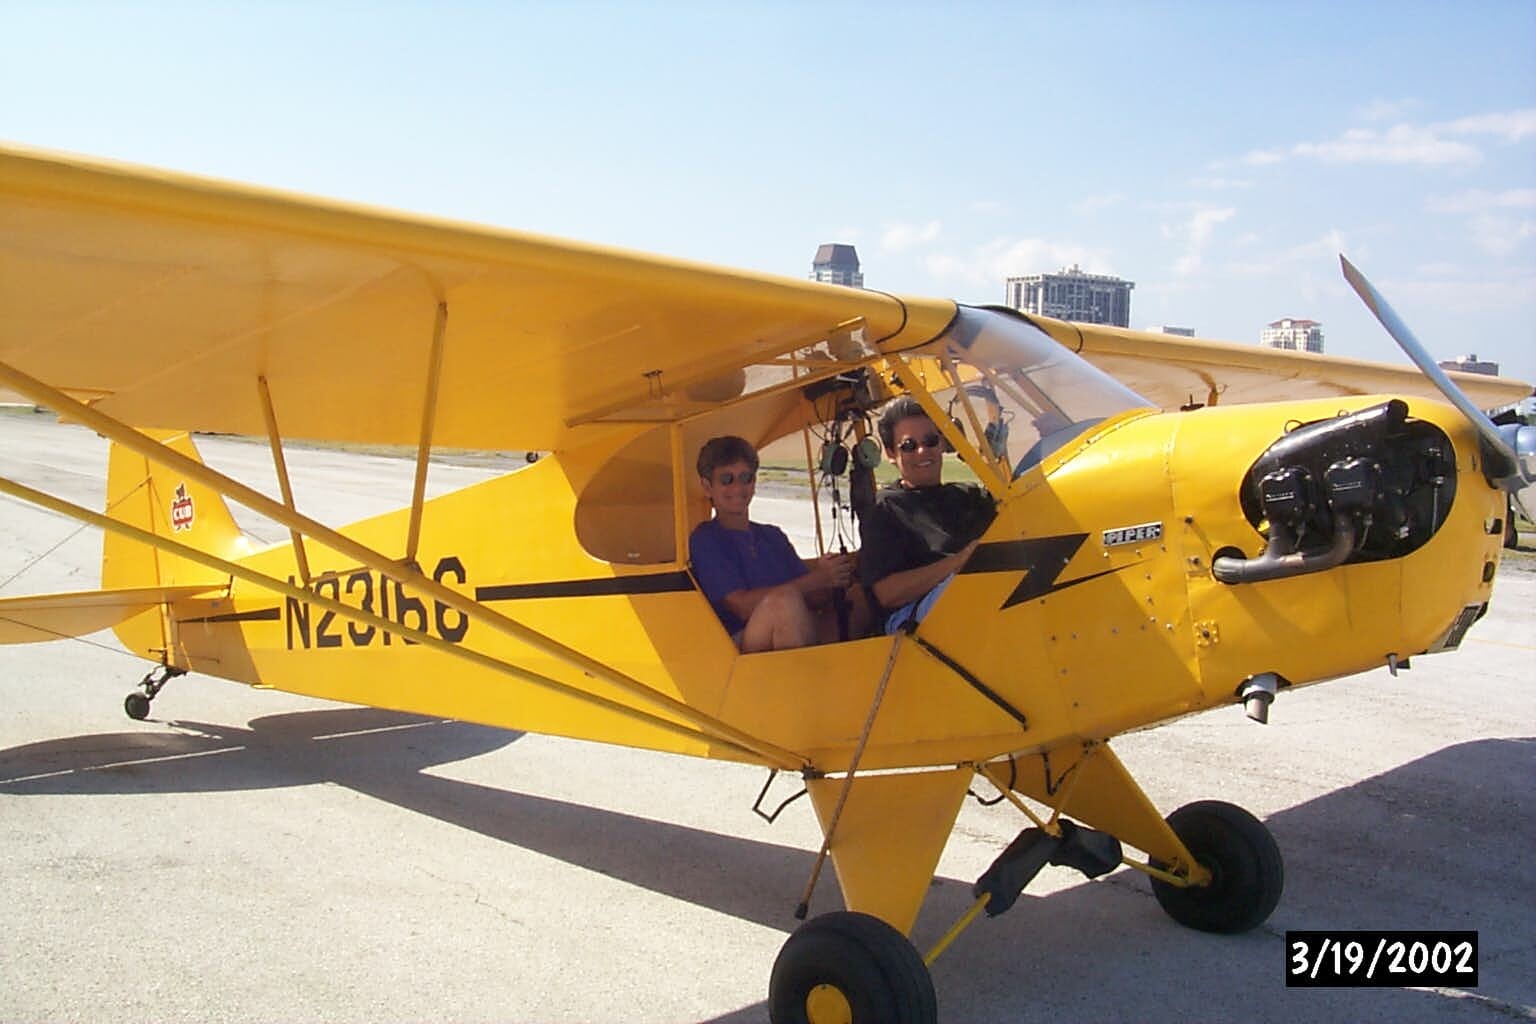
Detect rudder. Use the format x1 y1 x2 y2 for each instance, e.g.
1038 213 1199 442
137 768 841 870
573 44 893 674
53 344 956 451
103 431 247 656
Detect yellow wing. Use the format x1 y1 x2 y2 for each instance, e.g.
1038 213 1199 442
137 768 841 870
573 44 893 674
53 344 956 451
1030 319 1530 411
0 143 951 450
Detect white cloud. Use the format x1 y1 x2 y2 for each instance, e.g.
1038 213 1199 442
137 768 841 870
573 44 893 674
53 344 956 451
1386 271 1536 316
1292 124 1480 166
1073 192 1125 214
927 237 1114 292
1425 190 1536 255
1191 176 1253 190
1227 108 1535 170
969 199 1006 214
1440 109 1536 143
1195 229 1352 282
1284 228 1349 263
1240 148 1286 166
1425 188 1536 214
879 220 941 253
1356 98 1420 123
1468 215 1536 255
1164 206 1236 277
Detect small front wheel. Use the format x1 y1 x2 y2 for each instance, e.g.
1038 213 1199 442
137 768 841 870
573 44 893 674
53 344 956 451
1151 800 1283 934
124 691 151 720
769 911 936 1024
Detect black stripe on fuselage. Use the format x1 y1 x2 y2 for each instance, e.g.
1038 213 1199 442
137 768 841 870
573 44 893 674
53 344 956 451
961 535 1129 608
476 571 696 602
178 607 281 624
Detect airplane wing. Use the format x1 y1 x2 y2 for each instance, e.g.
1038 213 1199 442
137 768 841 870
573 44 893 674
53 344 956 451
5 143 1526 452
1031 319 1531 412
0 143 952 451
0 585 220 644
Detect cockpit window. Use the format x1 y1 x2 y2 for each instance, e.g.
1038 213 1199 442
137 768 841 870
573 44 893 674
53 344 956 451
907 306 1153 480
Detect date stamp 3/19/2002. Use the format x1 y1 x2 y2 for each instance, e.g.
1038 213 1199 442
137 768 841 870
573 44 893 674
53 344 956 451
1286 931 1477 988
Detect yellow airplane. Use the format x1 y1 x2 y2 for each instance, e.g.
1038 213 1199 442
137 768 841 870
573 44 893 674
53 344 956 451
1 143 1531 1024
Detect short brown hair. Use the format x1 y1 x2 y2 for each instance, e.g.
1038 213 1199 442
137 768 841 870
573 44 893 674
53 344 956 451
696 435 759 480
877 396 932 452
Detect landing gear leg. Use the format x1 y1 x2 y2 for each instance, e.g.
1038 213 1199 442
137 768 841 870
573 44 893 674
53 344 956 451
124 664 185 720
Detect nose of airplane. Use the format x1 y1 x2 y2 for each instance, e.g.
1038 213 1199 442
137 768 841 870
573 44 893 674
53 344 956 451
1500 422 1536 526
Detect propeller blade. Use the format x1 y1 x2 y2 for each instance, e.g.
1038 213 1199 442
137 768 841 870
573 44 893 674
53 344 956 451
1340 255 1533 489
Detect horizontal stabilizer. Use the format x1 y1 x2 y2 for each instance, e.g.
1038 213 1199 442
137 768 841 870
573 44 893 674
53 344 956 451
0 585 218 644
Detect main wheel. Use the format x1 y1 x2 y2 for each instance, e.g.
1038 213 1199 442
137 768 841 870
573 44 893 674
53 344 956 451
1151 800 1283 934
124 691 151 720
768 911 936 1024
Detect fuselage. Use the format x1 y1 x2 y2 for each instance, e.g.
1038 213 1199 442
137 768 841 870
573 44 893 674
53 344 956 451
130 390 1503 776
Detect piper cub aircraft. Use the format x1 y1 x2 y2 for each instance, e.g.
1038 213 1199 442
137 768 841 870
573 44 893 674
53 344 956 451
2 144 1532 1023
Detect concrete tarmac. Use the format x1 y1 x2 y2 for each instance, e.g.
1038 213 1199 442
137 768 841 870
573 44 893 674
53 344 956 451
1 411 1532 1023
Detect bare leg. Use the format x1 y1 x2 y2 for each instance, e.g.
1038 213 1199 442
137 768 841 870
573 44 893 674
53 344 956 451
740 586 815 652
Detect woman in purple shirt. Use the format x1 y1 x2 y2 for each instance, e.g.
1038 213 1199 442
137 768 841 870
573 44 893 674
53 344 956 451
689 436 854 652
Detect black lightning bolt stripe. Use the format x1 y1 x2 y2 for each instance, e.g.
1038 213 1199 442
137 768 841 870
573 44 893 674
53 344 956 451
476 571 696 602
960 534 1122 609
178 608 281 624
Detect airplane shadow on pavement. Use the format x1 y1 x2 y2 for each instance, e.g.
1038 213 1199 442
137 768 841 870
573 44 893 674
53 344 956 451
2 710 1531 1024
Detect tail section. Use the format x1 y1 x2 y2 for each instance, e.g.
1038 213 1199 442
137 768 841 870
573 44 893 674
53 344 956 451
103 431 247 656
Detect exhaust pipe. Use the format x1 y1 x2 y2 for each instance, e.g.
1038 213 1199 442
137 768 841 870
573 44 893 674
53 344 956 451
1214 515 1356 584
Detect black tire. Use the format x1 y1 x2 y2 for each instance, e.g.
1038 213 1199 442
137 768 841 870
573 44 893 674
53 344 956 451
768 911 936 1024
123 692 151 720
1151 800 1283 934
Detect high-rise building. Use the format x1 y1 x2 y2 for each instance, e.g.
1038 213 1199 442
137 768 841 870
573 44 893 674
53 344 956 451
1437 354 1499 376
1146 325 1196 337
1261 318 1324 353
1003 265 1134 327
810 243 863 288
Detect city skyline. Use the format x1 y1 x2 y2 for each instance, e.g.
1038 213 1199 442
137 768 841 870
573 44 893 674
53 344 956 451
833 243 1345 350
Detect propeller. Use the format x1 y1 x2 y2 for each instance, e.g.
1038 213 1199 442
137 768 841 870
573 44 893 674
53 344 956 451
1340 255 1536 528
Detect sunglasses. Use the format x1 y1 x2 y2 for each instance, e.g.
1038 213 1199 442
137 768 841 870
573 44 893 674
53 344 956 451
713 470 756 486
896 433 944 454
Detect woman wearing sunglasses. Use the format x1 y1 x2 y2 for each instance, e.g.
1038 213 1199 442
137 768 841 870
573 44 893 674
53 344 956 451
860 396 997 633
689 435 857 652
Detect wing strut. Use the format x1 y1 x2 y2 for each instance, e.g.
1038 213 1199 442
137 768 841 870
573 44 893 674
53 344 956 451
0 469 792 766
0 358 808 772
405 301 448 564
256 374 312 585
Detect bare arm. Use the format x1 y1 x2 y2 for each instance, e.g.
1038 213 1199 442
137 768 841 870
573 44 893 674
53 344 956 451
871 540 978 610
722 554 853 621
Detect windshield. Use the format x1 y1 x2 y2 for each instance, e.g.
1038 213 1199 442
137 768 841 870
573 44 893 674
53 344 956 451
909 306 1153 480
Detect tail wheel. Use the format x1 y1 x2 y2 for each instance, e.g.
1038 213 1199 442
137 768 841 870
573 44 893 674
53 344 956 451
1151 800 1284 934
768 911 936 1024
123 692 151 720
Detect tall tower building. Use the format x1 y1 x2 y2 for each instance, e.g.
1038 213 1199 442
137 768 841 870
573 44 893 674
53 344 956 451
810 243 863 288
1261 318 1324 353
1003 265 1134 327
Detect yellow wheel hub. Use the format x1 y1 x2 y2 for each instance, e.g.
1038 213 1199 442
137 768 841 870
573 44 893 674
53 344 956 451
804 982 853 1024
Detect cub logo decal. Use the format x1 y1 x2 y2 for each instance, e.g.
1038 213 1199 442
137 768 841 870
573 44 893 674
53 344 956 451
169 482 195 532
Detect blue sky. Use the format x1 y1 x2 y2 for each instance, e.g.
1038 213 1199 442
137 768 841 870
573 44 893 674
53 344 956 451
4 1 1534 382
